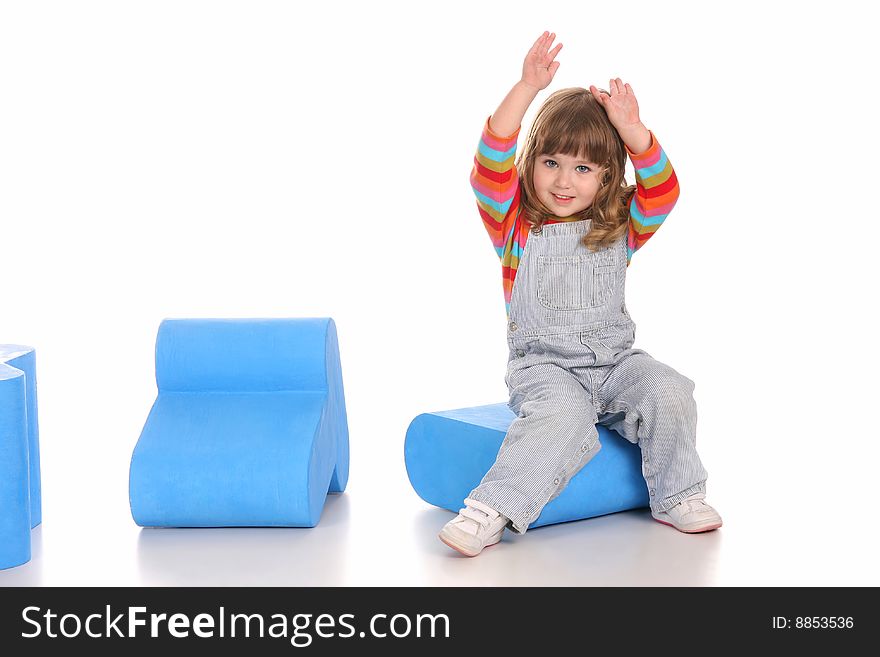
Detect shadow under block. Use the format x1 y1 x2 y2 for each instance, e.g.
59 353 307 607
405 403 649 529
129 318 349 527
1 345 42 570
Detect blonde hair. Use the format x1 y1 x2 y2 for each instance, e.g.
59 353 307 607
517 87 636 251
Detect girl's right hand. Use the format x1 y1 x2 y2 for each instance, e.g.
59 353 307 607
521 31 562 91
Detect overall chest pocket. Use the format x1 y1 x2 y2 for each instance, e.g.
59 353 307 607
537 254 618 311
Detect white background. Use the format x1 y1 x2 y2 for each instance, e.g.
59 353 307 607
1 0 878 586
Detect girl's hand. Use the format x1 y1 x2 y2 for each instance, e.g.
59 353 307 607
590 78 642 132
590 78 651 152
521 31 562 91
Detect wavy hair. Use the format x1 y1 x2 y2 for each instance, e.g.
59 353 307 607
517 87 636 251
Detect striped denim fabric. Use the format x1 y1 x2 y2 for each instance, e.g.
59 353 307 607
468 220 707 533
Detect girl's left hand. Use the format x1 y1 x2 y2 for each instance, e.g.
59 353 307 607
590 78 642 132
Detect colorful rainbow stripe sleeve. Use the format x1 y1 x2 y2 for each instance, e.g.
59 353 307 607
625 133 680 263
469 119 530 313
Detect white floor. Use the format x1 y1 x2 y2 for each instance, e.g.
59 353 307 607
3 470 876 587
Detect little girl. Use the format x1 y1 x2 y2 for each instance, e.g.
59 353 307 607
439 32 722 557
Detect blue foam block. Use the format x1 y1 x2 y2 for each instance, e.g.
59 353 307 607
405 403 649 529
1 344 43 570
129 318 349 527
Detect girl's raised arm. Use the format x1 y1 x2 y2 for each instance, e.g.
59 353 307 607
591 79 680 262
471 32 561 310
489 31 562 136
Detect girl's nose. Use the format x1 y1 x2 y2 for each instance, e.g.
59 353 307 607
556 170 572 188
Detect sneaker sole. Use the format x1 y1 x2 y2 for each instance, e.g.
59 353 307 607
438 532 502 557
652 517 722 533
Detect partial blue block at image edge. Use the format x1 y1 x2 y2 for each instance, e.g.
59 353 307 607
0 344 43 570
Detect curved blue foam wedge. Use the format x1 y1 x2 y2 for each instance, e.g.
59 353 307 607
1 345 40 570
405 403 649 529
129 318 349 528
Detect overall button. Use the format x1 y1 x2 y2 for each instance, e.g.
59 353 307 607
516 349 525 358
581 444 589 452
649 489 655 497
508 321 518 332
643 455 649 463
553 478 560 486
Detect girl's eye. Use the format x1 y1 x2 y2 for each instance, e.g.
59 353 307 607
543 159 557 168
576 165 592 173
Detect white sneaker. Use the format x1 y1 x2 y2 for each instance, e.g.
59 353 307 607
438 498 508 557
652 493 722 533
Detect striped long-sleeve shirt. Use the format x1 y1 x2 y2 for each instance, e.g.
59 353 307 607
470 119 680 314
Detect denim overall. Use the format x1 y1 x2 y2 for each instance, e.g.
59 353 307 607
468 220 708 534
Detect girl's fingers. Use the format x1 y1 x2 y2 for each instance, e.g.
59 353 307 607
544 32 556 56
547 42 562 63
530 31 549 55
549 60 560 77
605 78 636 98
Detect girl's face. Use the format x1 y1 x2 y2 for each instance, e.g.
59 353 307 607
532 152 603 217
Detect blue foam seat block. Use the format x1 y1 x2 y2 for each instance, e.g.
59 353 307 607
405 403 649 529
1 345 42 570
129 318 349 527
